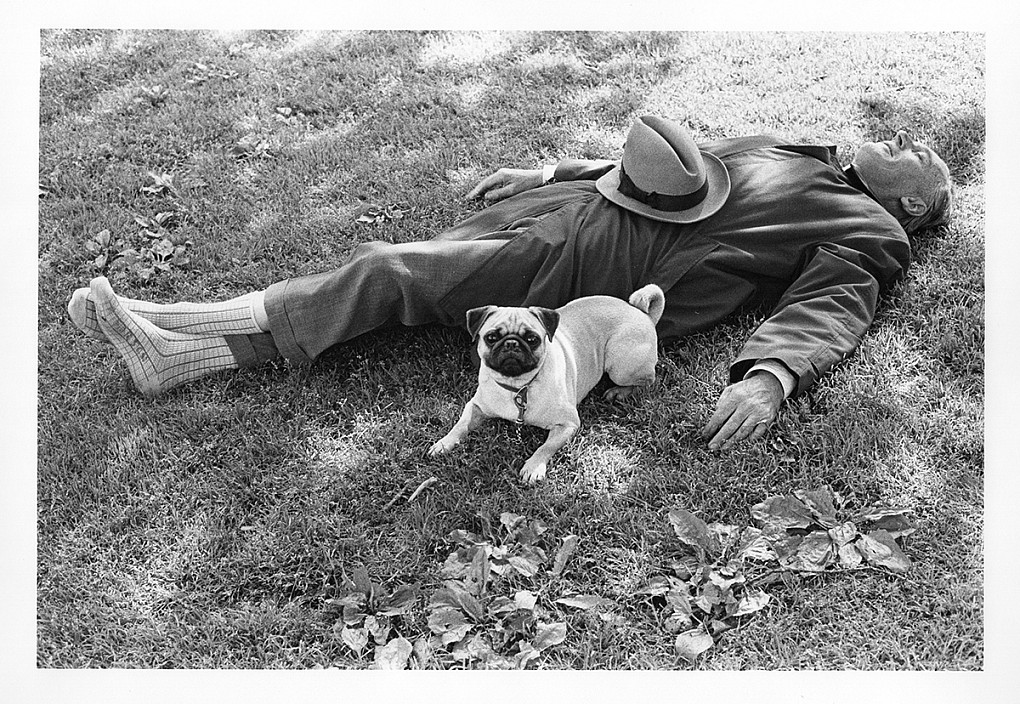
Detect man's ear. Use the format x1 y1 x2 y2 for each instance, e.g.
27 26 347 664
900 195 929 217
528 307 560 340
466 306 498 340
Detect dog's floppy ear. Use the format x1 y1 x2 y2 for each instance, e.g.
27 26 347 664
466 305 498 340
528 307 560 340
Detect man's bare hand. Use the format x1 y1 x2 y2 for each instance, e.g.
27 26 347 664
701 372 785 451
466 168 544 203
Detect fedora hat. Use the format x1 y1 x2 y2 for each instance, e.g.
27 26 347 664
596 116 730 223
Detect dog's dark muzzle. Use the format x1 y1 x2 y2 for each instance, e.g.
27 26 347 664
488 336 538 377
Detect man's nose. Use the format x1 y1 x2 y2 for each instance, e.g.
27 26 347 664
895 130 914 149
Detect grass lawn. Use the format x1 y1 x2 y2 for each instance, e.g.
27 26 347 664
37 30 984 670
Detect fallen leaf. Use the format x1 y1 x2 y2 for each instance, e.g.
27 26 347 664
851 506 913 523
675 627 714 663
664 613 694 632
551 534 579 576
736 527 778 562
751 495 816 530
865 512 917 539
555 595 612 610
856 530 912 574
828 521 858 546
668 508 716 555
837 542 863 569
440 550 471 579
516 642 542 669
412 635 433 666
427 607 473 646
515 590 538 611
375 584 419 616
487 596 516 617
709 569 746 591
794 487 839 527
780 531 834 572
509 555 541 578
709 619 734 636
451 633 499 664
732 588 771 617
768 532 803 562
533 621 567 651
372 637 413 670
694 582 724 614
665 585 694 618
339 626 369 655
466 546 491 596
351 566 374 600
430 582 485 622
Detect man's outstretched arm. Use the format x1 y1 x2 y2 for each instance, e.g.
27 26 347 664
467 159 617 202
705 230 909 450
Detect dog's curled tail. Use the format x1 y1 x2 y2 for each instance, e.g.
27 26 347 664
628 284 666 326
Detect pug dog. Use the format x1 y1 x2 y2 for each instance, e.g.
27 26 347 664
429 284 665 484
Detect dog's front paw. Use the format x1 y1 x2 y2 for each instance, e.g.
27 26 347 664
519 458 548 484
603 384 642 402
429 436 458 456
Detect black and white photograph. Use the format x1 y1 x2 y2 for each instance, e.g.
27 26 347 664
9 3 1019 699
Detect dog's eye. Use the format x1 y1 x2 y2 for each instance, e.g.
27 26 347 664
484 332 501 344
524 333 540 346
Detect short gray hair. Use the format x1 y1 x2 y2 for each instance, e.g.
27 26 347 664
902 173 954 234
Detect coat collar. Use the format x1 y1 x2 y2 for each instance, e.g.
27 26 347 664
840 164 881 203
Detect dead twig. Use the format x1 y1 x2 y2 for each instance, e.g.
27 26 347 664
407 477 438 503
382 477 439 511
382 479 416 511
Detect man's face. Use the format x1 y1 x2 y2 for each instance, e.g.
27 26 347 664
852 131 949 204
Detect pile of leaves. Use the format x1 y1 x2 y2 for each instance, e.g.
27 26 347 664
327 491 916 668
423 511 579 669
332 511 605 669
750 488 915 575
644 487 916 662
329 567 421 669
84 173 192 283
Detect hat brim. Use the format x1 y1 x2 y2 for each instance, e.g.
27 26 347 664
595 151 730 224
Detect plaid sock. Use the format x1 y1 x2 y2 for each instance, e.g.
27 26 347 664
69 285 264 341
91 277 239 398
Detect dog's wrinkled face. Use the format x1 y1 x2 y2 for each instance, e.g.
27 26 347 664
466 306 559 379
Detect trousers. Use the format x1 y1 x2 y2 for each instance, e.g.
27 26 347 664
223 236 511 367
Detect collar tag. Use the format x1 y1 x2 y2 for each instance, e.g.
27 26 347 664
512 386 529 425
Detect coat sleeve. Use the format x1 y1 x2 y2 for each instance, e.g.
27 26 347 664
728 228 910 396
553 158 617 182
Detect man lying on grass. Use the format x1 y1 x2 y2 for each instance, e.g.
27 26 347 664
68 115 952 451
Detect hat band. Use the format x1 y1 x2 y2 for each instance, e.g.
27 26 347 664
618 164 709 212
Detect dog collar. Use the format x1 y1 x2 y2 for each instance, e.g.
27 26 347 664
493 368 542 425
